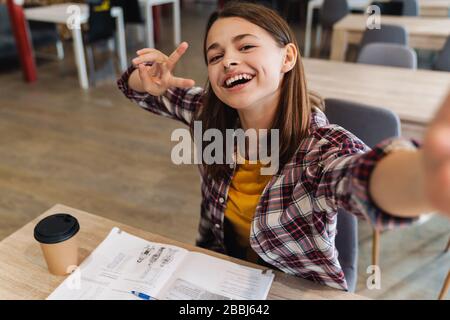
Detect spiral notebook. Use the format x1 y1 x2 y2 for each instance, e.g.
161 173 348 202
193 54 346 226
47 227 274 300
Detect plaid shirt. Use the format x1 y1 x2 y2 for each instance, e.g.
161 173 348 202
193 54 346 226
118 66 418 291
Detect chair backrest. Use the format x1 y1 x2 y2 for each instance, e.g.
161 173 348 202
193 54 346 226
111 0 143 24
360 23 408 48
86 0 115 44
357 43 417 69
434 36 450 72
371 1 404 15
324 99 401 148
320 0 349 29
324 98 401 293
394 0 419 16
28 21 59 48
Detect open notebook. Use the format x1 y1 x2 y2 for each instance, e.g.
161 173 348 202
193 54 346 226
47 227 274 300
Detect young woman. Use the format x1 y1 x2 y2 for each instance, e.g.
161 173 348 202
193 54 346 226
118 2 450 290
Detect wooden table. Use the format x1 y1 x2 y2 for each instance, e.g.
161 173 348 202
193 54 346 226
330 14 450 61
304 0 450 58
303 58 450 125
0 204 367 300
420 0 450 18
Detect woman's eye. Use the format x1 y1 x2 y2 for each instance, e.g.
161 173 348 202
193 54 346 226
240 45 255 51
209 55 222 64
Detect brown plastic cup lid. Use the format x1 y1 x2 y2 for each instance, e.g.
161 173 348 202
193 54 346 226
34 213 80 244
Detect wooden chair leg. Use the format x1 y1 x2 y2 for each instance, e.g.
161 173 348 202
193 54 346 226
438 271 450 300
445 236 450 253
372 229 380 267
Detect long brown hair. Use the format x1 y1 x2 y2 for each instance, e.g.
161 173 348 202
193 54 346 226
192 1 323 181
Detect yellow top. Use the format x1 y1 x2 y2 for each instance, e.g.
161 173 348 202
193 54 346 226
225 160 272 263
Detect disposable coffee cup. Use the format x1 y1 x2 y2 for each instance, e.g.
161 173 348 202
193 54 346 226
34 213 80 275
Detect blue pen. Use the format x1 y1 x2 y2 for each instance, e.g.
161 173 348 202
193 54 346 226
131 290 157 300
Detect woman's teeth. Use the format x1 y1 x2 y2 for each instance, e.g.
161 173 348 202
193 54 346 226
225 74 254 88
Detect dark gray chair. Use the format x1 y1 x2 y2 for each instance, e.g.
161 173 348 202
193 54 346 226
318 0 349 57
394 0 419 16
433 36 450 72
324 98 401 293
357 43 417 69
320 0 349 29
324 98 401 147
371 1 404 15
360 24 408 48
85 0 116 86
333 209 359 292
111 0 143 24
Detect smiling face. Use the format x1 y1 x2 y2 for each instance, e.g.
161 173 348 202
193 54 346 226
205 17 289 112
198 2 314 181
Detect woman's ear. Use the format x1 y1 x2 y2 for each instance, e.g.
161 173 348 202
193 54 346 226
281 43 298 73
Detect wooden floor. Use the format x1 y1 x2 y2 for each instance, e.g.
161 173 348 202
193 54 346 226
0 1 448 299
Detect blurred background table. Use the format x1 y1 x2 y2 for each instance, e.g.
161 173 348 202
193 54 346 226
330 14 450 61
304 0 450 58
304 58 450 126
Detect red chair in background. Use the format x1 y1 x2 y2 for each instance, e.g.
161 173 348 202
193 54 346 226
6 0 36 82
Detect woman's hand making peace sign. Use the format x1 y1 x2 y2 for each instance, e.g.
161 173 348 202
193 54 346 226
130 42 195 96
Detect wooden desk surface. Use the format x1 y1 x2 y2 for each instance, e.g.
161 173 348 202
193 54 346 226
419 0 450 8
0 204 367 300
334 14 450 37
330 14 450 60
417 0 449 17
421 0 450 8
303 58 450 125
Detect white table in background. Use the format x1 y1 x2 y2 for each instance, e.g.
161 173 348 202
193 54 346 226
138 0 181 49
24 3 127 90
303 0 450 58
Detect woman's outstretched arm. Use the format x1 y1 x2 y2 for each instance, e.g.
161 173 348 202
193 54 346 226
370 92 450 218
